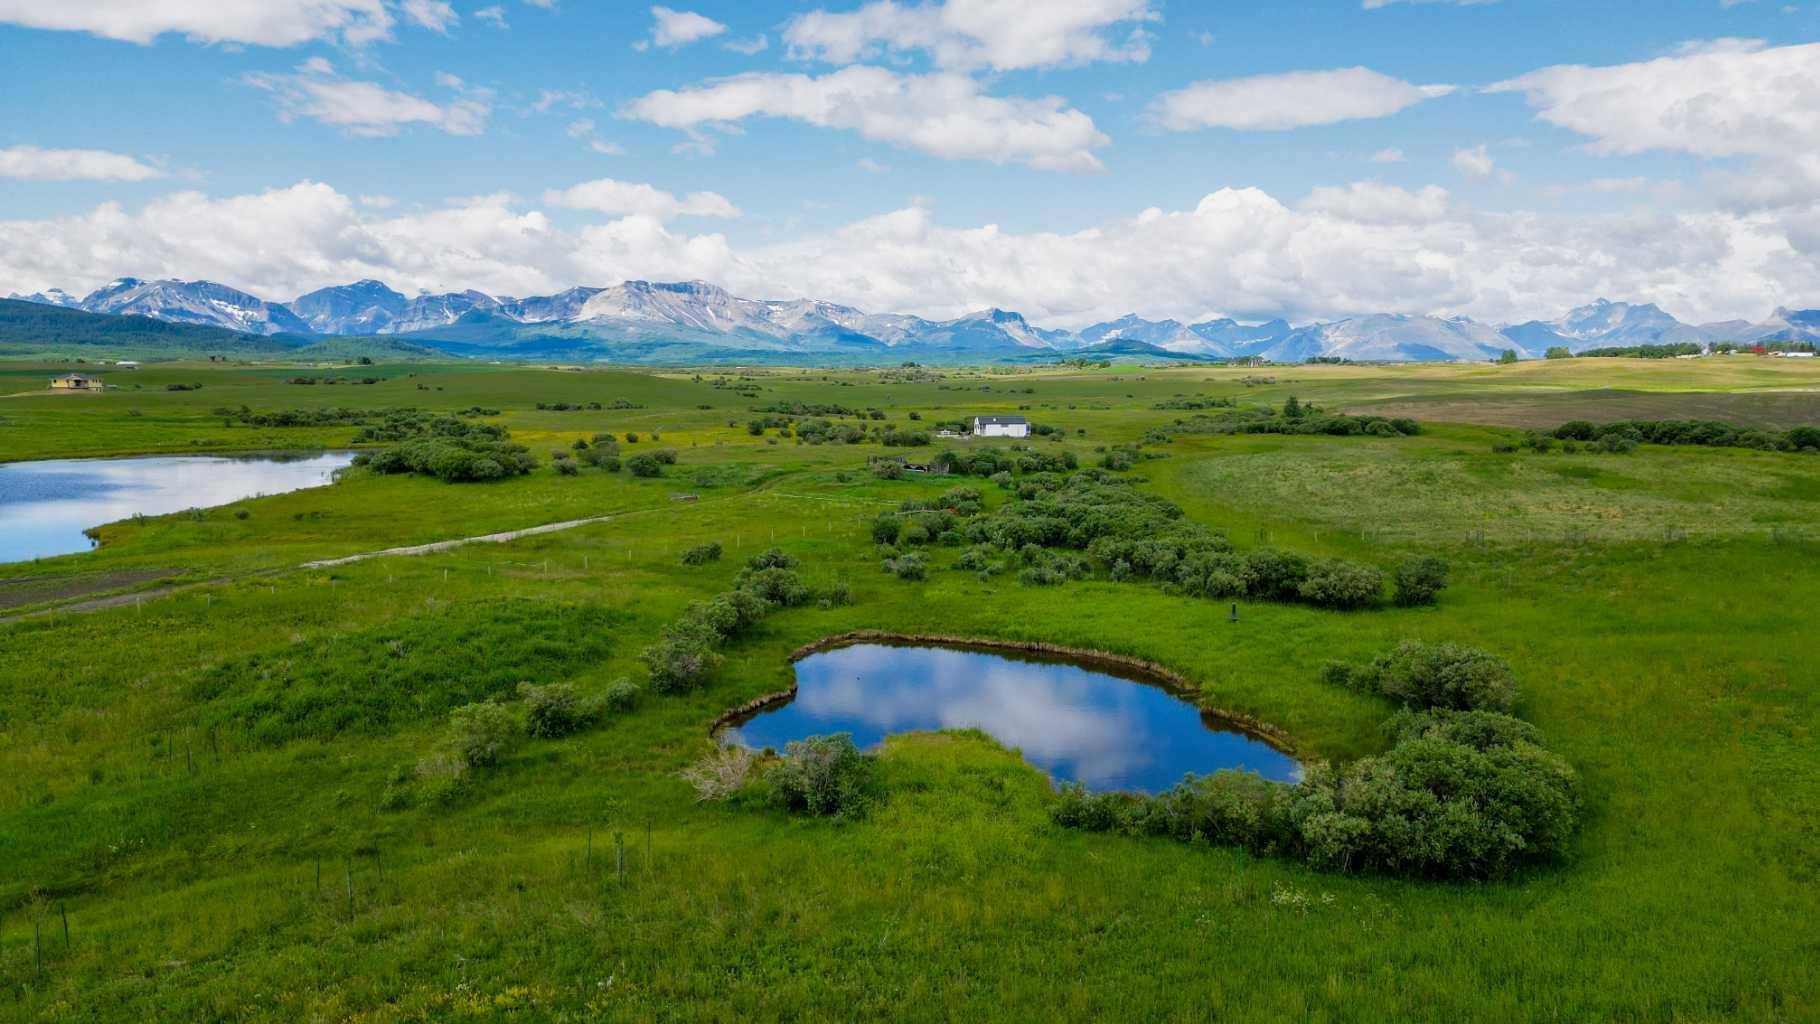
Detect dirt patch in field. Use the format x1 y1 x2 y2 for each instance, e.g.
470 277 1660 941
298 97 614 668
0 569 175 611
1348 389 1820 429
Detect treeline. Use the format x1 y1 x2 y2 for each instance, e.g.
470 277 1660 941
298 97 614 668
1160 397 1420 440
1575 343 1703 359
1549 419 1820 453
1054 640 1580 880
870 469 1446 611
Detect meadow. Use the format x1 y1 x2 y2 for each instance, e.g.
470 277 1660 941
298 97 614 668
0 356 1816 1022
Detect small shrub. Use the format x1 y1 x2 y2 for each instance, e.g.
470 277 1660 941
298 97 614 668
680 541 723 565
883 551 928 581
747 547 798 571
603 677 641 712
627 453 663 477
681 745 756 802
444 702 519 768
1297 559 1384 610
738 567 809 606
1241 548 1309 601
640 626 724 693
766 734 876 818
517 682 598 739
1393 556 1450 606
1332 640 1518 713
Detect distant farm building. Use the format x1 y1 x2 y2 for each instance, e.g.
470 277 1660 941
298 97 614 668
49 374 104 392
972 415 1029 439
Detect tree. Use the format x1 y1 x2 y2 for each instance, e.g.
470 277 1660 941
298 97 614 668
1497 349 1521 365
1545 346 1573 360
1282 394 1304 420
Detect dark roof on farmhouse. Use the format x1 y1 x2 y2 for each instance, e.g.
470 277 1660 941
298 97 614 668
973 415 1028 426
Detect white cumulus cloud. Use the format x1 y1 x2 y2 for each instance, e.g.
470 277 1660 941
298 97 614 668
782 0 1156 71
620 67 1108 171
0 0 394 46
5 179 1818 330
644 6 725 48
243 61 490 137
1488 40 1820 160
1149 67 1455 131
0 145 164 182
543 178 739 219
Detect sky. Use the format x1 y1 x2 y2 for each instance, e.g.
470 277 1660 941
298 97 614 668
2 0 1819 328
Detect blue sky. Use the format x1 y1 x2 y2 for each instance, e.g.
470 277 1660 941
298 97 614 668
3 1 1819 327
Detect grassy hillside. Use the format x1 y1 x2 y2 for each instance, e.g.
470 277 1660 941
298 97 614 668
0 358 1816 1021
0 299 444 363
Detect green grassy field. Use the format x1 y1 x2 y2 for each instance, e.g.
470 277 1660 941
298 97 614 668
1 357 1816 1022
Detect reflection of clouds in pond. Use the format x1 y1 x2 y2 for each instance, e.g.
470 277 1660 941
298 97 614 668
797 645 1152 786
0 453 354 562
730 643 1301 793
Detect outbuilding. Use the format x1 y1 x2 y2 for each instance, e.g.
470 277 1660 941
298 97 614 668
49 374 104 391
972 414 1029 438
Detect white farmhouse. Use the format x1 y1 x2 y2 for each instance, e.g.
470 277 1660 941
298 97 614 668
972 415 1029 439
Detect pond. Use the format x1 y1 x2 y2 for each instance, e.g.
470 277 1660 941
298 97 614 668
718 642 1301 793
0 451 355 563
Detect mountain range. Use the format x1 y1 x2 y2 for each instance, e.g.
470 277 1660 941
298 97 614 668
9 278 1819 364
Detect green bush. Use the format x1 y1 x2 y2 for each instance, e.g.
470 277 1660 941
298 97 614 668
640 624 725 694
883 552 928 580
1297 558 1383 610
1241 548 1310 601
747 547 798 571
445 702 519 768
1393 556 1450 606
1291 735 1579 878
517 682 599 739
738 567 809 606
870 513 902 545
680 541 723 565
603 678 641 712
766 734 876 819
627 453 663 477
1327 640 1518 713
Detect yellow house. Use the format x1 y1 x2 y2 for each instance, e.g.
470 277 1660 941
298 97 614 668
49 373 104 391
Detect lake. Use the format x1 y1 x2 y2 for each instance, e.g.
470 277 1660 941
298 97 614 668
718 642 1301 793
0 451 355 563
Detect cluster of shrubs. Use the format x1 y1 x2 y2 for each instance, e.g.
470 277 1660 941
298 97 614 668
1054 641 1579 880
924 446 1074 479
876 469 1444 611
1162 397 1420 440
285 375 381 385
534 400 604 411
627 448 678 477
220 405 389 428
1550 419 1820 454
683 733 878 820
416 679 641 804
1493 430 1638 455
1154 395 1238 411
639 548 847 693
679 541 722 565
353 413 536 483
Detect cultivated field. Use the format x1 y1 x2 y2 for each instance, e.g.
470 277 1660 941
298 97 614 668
1 357 1816 1022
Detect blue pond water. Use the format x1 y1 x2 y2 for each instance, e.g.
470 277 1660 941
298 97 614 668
0 452 354 563
719 642 1301 793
